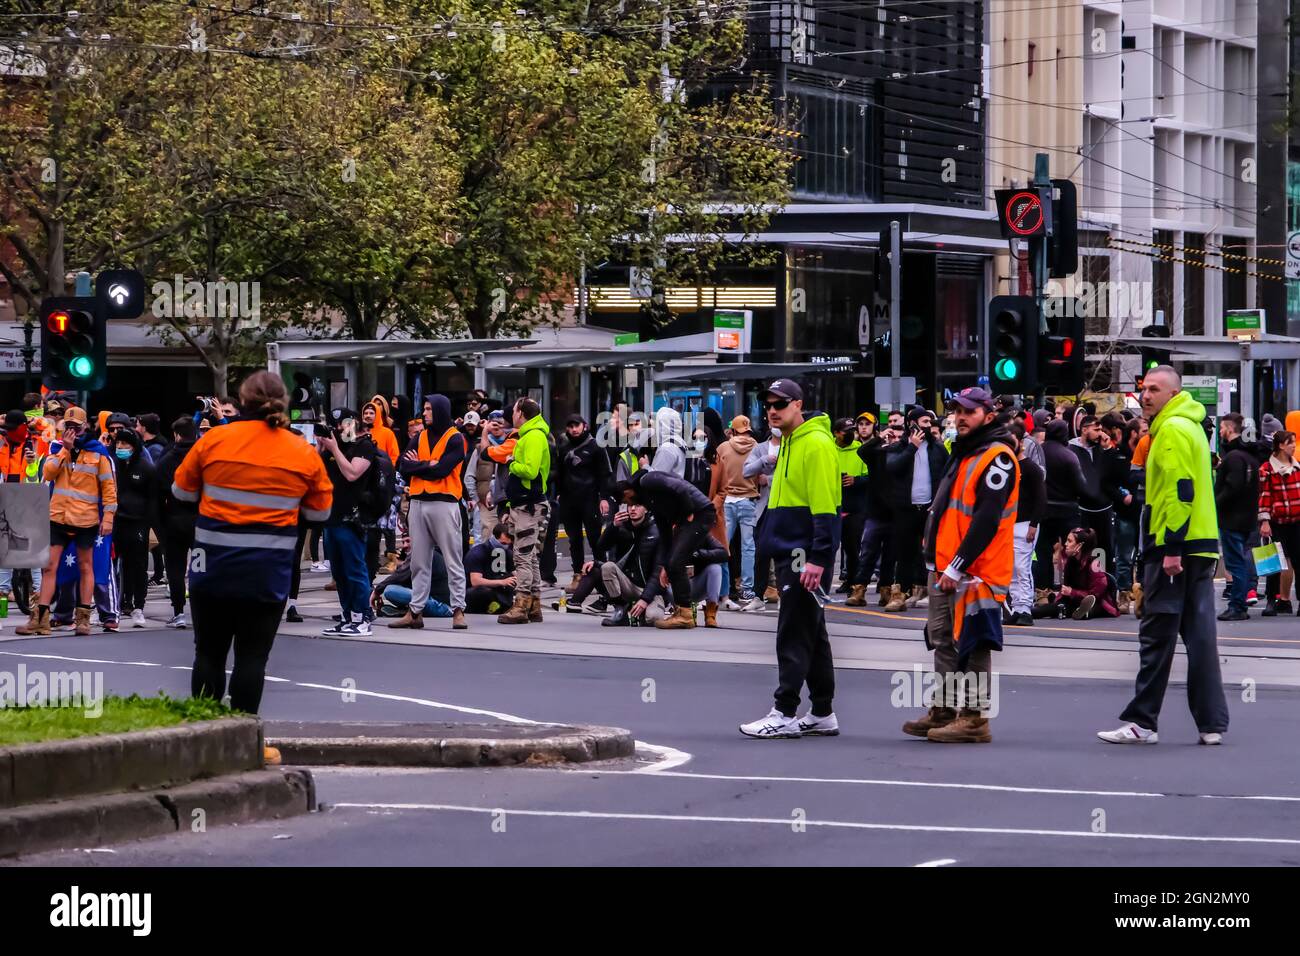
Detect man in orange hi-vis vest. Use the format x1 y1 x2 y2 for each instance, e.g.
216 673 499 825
903 387 1019 744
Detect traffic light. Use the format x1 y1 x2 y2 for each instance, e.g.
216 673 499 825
1039 307 1086 393
1139 346 1172 378
987 295 1038 393
1048 179 1078 279
40 295 106 391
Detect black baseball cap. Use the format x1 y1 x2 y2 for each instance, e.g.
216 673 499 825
2 410 24 430
761 379 803 402
948 387 996 412
565 413 587 426
330 407 359 424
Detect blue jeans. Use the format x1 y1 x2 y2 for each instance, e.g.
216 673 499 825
324 525 373 622
1114 515 1139 590
723 498 757 592
1220 529 1254 612
382 585 452 618
0 567 42 593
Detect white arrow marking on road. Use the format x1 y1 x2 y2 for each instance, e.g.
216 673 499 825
328 804 1300 847
915 858 957 867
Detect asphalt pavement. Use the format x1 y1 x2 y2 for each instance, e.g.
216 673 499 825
4 570 1300 865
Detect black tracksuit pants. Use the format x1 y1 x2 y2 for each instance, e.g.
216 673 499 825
664 514 714 608
115 517 151 614
191 593 282 714
839 510 867 586
774 562 835 717
163 522 196 615
890 504 929 592
1119 555 1229 734
561 496 605 570
1035 510 1078 589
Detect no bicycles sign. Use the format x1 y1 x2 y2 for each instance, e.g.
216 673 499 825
996 188 1051 239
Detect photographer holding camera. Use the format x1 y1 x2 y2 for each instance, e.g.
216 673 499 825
880 407 949 613
316 408 379 636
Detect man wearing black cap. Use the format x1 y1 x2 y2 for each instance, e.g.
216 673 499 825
317 407 379 635
903 387 1019 744
556 413 610 593
880 405 948 611
740 379 843 739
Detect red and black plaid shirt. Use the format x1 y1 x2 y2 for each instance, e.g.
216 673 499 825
1258 459 1300 524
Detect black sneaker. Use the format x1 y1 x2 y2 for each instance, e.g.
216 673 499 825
285 605 303 623
321 618 350 636
1262 599 1279 617
1276 600 1294 615
1014 612 1033 626
601 605 630 627
589 596 609 613
1217 607 1248 622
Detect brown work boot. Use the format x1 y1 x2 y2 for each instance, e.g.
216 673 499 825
846 584 867 607
74 605 92 637
877 584 892 607
380 551 400 574
528 594 543 623
15 605 51 636
1034 588 1051 607
452 609 467 630
884 585 907 613
905 585 925 608
703 601 719 628
389 609 424 629
1117 590 1131 615
565 574 581 594
497 595 530 625
927 711 992 743
902 706 957 738
654 605 696 629
1130 583 1143 616
763 585 779 604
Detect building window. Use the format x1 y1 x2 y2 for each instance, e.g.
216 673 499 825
1028 42 1036 77
1081 254 1111 337
1183 232 1205 335
1222 242 1248 311
788 87 873 200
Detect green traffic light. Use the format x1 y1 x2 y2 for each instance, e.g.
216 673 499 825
994 357 1019 381
1145 359 1159 371
69 355 94 379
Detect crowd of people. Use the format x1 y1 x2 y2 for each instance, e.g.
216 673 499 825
1 365 1293 745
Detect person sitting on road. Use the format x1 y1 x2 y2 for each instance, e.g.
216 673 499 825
569 499 666 626
372 549 453 620
465 523 516 615
1033 527 1118 620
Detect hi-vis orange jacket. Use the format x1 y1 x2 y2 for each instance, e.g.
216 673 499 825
44 441 117 530
172 420 332 603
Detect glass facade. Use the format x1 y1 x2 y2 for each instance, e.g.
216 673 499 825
788 85 874 200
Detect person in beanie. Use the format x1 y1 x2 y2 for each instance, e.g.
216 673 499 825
833 417 870 594
497 397 552 624
903 387 1018 744
556 413 610 593
1099 367 1228 745
739 379 842 739
1214 413 1259 622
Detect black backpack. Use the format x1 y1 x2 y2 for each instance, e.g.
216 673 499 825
358 444 396 525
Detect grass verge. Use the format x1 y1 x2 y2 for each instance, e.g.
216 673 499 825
0 694 236 746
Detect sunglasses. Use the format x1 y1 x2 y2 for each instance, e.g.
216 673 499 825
762 399 791 412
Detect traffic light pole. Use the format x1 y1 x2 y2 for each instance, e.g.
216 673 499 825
1031 153 1051 408
889 220 901 406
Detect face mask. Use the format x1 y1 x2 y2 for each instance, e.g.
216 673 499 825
115 448 132 461
694 439 708 453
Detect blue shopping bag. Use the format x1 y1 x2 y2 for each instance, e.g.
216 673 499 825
1252 540 1288 576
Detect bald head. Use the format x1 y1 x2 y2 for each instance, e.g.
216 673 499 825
1141 365 1181 419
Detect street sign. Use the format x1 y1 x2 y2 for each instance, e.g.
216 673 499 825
614 332 640 346
1184 375 1218 407
95 268 146 320
1225 308 1263 341
713 309 751 355
995 188 1050 238
1288 231 1300 280
0 349 40 374
874 376 916 408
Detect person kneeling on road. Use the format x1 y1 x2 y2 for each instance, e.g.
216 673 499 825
612 469 717 630
465 522 516 614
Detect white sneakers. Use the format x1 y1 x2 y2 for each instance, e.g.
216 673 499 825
166 613 187 629
739 709 839 739
796 713 840 736
130 609 147 628
310 561 330 573
741 597 767 613
722 597 742 611
1199 732 1223 745
1097 722 1158 744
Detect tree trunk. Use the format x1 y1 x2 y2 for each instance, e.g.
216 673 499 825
211 354 229 398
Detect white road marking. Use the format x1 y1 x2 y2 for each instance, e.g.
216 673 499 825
641 770 1300 803
633 742 693 772
329 803 1300 846
0 650 163 668
915 858 957 867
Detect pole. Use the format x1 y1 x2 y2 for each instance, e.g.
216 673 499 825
21 318 35 394
889 219 901 407
1031 153 1050 334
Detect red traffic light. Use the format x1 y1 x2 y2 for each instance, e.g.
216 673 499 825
1061 339 1074 358
48 310 70 334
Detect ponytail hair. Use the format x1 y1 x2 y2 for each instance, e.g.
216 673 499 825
238 371 290 429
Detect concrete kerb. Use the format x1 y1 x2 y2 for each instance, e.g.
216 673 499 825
264 721 635 767
0 716 263 809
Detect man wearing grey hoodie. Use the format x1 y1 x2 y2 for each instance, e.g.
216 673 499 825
650 406 686 477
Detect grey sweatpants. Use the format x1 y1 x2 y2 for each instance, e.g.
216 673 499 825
409 498 466 611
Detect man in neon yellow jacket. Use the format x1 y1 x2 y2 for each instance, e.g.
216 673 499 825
740 379 843 740
498 398 551 625
1099 366 1228 745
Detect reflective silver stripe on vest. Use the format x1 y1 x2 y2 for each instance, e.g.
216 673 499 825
193 527 297 551
53 487 99 503
103 503 117 512
71 462 100 475
301 507 330 522
203 483 302 511
171 482 200 502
